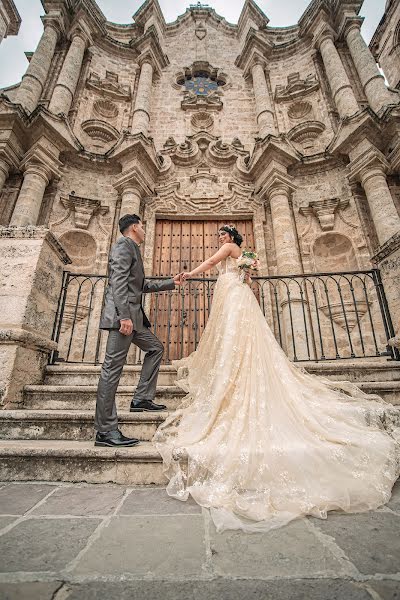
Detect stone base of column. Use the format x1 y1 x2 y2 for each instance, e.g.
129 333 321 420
0 226 70 407
372 232 400 343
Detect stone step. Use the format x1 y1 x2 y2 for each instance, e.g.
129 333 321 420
22 380 400 413
44 359 400 386
0 440 166 484
302 359 400 383
0 410 167 442
23 385 186 411
44 364 178 387
2 402 400 443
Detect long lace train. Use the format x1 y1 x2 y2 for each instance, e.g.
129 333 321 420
153 257 400 533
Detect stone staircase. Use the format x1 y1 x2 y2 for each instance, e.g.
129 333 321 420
0 360 399 485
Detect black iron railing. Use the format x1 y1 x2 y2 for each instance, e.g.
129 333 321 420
50 269 400 365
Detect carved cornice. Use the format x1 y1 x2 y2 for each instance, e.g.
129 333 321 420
348 146 390 184
235 29 273 77
19 140 63 181
85 71 131 101
114 165 154 197
1 0 21 36
257 168 296 201
0 225 71 264
130 25 169 74
299 197 350 231
59 193 109 229
372 231 400 263
275 72 320 103
237 0 269 37
181 91 223 112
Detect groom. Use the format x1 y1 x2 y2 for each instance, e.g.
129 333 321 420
94 214 183 447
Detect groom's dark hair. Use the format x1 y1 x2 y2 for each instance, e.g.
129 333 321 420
119 214 141 234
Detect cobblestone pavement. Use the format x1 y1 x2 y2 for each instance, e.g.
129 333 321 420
0 481 399 600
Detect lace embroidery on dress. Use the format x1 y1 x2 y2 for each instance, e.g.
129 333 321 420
153 255 400 533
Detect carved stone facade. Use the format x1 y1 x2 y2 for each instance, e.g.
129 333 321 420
0 0 21 44
0 0 400 396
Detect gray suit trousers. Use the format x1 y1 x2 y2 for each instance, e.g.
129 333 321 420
95 328 164 432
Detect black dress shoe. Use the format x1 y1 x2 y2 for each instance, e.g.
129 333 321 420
94 429 140 447
130 399 167 412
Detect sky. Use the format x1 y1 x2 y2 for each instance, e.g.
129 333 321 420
0 0 386 89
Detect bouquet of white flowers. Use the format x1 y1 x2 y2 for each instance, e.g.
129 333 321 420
237 250 260 283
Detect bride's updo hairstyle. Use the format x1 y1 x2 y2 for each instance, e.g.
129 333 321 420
219 225 243 247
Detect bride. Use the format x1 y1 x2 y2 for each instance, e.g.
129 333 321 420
153 225 399 533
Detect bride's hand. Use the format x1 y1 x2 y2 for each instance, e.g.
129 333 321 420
182 272 193 281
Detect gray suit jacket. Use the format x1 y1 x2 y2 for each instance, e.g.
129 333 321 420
99 236 175 331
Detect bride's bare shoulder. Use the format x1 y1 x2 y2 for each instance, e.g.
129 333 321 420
228 243 242 258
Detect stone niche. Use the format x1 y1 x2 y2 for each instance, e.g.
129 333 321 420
58 230 97 271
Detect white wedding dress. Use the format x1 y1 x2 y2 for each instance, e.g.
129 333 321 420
153 256 400 533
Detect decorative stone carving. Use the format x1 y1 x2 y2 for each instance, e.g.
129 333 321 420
191 111 214 131
86 71 131 101
181 90 223 111
81 119 120 143
58 194 109 229
93 99 119 119
287 121 326 152
299 198 350 231
275 72 320 103
287 101 313 120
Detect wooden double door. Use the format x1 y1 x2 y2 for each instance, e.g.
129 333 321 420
150 219 255 361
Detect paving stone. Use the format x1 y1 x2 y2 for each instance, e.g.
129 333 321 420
209 519 344 578
0 518 100 572
63 578 374 600
31 484 126 516
312 511 400 575
367 580 400 600
0 517 18 530
0 581 63 600
74 515 206 578
387 481 400 512
0 484 56 515
118 488 201 515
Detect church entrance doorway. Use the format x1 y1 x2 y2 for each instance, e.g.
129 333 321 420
150 218 255 361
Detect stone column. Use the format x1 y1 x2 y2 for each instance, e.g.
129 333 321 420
49 29 88 115
360 166 400 246
344 18 393 113
317 31 359 118
16 17 60 114
131 60 154 136
120 186 142 216
116 186 143 239
0 227 70 406
251 61 275 138
267 183 310 360
9 164 49 227
0 158 10 195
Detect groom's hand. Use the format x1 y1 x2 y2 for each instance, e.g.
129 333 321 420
119 318 134 336
173 273 184 286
